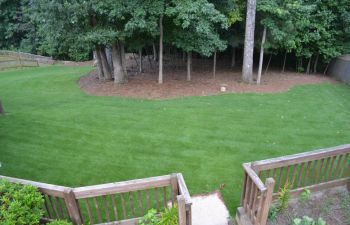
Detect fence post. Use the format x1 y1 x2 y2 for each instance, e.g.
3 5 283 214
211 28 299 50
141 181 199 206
177 195 186 225
259 178 275 225
185 203 192 225
171 173 179 205
63 189 83 225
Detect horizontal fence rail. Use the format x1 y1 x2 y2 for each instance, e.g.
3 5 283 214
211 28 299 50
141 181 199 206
237 144 350 225
0 173 192 225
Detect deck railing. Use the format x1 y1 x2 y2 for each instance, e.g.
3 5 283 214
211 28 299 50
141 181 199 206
0 173 192 225
236 144 350 225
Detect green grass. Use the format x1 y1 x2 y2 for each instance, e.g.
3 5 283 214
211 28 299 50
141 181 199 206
0 66 349 213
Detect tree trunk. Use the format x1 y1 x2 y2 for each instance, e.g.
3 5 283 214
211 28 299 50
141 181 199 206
139 48 143 73
95 45 105 80
187 51 192 81
120 42 127 76
100 46 113 80
213 51 217 78
264 54 272 75
257 27 266 85
306 56 312 74
158 15 164 84
323 63 330 75
152 43 157 61
231 47 236 67
112 42 126 84
313 53 319 74
282 52 287 73
242 0 257 83
0 101 4 115
106 48 113 71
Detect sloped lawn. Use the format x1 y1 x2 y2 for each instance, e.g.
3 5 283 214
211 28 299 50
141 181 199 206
0 66 349 213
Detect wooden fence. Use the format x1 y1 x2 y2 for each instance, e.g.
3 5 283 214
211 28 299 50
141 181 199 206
236 144 350 225
0 173 192 225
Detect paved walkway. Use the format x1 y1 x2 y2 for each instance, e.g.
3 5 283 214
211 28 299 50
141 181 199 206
192 192 231 225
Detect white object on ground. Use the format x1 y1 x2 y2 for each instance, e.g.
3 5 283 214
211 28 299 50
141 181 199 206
191 192 230 225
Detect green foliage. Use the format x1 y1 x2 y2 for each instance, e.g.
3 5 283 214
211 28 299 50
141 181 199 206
0 179 44 225
292 216 326 225
47 220 73 225
299 188 311 203
268 206 278 221
277 182 290 211
139 205 178 225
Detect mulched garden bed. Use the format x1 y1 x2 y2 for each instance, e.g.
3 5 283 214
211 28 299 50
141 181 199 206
267 187 350 225
79 58 337 100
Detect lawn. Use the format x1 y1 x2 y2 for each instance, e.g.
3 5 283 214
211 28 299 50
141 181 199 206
0 66 349 213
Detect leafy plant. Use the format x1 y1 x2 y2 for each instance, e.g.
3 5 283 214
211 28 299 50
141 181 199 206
292 216 326 225
299 188 311 203
47 220 73 225
158 205 178 225
268 206 278 221
139 205 178 225
138 209 160 225
277 182 291 211
0 179 44 225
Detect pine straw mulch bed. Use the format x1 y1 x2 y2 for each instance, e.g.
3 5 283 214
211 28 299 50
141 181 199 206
79 60 337 100
267 187 350 225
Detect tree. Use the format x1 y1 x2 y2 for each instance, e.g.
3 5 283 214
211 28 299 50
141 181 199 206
166 0 228 81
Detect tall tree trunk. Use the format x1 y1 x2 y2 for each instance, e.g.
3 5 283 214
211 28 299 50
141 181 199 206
106 48 113 71
152 43 157 61
313 53 319 74
257 27 266 85
282 52 287 73
323 63 330 75
100 46 113 80
264 54 272 75
158 14 164 84
231 47 236 67
139 48 143 73
306 56 312 74
112 42 126 84
120 42 127 76
95 45 105 80
187 51 192 81
213 51 217 78
0 100 4 115
242 0 257 83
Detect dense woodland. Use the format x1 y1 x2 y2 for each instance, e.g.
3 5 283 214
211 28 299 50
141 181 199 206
0 0 349 83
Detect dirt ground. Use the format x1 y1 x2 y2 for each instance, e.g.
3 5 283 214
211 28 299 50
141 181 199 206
79 57 337 100
267 187 350 225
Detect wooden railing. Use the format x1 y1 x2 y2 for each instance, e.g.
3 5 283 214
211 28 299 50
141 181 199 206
0 173 192 225
236 144 350 225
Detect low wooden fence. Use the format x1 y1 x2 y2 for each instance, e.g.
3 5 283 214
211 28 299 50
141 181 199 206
0 173 192 225
236 144 350 225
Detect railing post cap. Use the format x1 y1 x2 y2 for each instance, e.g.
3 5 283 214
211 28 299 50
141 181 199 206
266 178 275 186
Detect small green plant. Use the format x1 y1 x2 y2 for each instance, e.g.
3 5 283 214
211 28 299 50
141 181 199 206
292 216 326 225
139 205 178 225
277 182 291 211
268 206 278 221
47 220 73 225
0 179 44 225
158 205 178 225
299 188 311 203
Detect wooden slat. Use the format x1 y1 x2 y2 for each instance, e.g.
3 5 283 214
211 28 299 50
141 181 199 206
74 175 172 199
163 186 167 208
84 198 94 224
129 192 135 216
290 164 298 187
303 161 312 186
93 197 103 223
339 153 349 178
155 187 160 212
103 196 111 222
327 155 337 180
55 197 65 219
43 195 53 219
120 193 127 219
321 157 331 182
48 195 60 219
252 144 350 170
146 189 151 210
110 195 119 221
315 158 325 183
296 162 305 188
137 191 144 216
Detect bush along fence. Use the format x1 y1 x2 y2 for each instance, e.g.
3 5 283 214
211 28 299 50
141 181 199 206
236 144 350 225
0 173 192 225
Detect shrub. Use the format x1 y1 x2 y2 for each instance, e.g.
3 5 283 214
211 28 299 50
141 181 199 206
47 220 73 225
139 205 179 225
277 182 291 211
299 188 311 203
292 216 326 225
268 206 278 220
0 179 44 225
